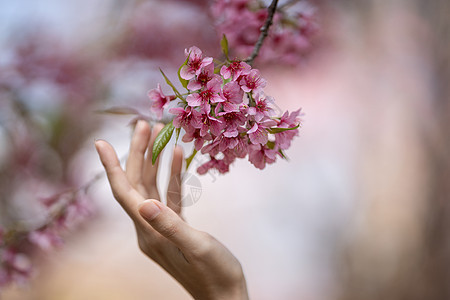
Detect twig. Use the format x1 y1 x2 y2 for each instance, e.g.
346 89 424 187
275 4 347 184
244 0 279 65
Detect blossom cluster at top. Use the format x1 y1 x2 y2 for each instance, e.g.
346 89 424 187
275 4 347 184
148 46 301 174
211 0 318 65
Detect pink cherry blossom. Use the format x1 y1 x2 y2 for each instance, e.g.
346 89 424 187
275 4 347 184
209 134 241 154
220 81 244 106
215 82 244 114
218 136 240 151
201 138 221 157
217 131 248 156
182 128 212 151
278 108 302 128
200 113 224 137
224 148 242 164
275 129 299 150
239 69 266 92
197 156 230 174
215 101 239 114
247 93 275 122
61 196 94 228
180 46 213 80
149 45 303 175
0 248 32 287
28 229 63 251
231 134 249 158
187 62 219 91
148 84 175 119
220 61 251 81
217 110 246 138
248 144 278 170
274 109 302 150
186 77 224 112
247 123 268 145
169 106 202 131
211 0 318 65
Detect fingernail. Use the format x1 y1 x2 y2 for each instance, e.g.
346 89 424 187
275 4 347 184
136 119 146 129
139 200 161 221
94 139 101 149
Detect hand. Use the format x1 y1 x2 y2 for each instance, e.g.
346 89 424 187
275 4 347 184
95 120 249 300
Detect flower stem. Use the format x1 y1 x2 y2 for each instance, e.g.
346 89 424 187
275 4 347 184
244 0 279 65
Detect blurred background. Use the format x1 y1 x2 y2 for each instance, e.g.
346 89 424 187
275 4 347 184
1 0 449 299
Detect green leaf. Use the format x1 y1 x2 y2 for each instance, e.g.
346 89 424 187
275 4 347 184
160 68 182 99
278 149 289 160
152 121 175 165
267 124 300 134
175 127 181 145
266 140 275 149
247 92 256 107
266 141 288 160
220 34 229 60
178 57 189 89
185 148 198 171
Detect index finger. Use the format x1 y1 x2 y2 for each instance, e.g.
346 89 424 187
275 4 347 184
95 140 145 219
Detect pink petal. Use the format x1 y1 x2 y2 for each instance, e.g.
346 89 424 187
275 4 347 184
187 94 202 107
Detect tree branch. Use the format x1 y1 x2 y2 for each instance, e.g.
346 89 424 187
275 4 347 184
244 0 279 65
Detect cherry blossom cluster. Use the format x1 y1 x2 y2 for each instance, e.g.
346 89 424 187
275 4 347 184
0 238 31 288
211 0 318 65
148 46 301 174
0 192 92 288
0 33 97 289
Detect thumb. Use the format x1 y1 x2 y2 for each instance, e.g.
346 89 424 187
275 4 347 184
138 199 201 250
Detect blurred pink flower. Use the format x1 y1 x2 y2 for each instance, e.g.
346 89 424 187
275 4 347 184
28 229 63 251
211 0 318 65
148 84 175 119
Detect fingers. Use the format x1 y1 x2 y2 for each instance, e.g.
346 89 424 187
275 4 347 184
143 124 165 198
95 140 144 219
126 120 151 188
167 146 184 215
138 200 202 252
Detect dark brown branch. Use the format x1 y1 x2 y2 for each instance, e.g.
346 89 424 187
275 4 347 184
244 0 279 65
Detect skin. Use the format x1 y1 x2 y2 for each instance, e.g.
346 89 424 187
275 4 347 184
95 120 249 300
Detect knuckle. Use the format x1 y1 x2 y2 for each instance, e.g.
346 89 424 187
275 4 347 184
192 232 215 257
229 259 245 282
157 221 179 239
